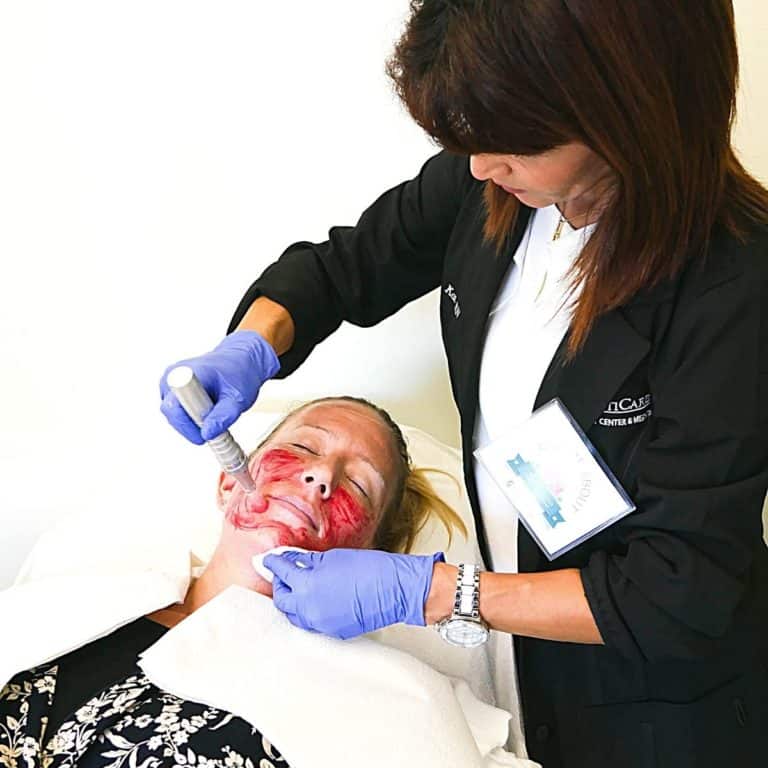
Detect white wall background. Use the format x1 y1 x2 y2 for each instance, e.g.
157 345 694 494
1 1 767 589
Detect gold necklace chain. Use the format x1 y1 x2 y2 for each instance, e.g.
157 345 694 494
552 212 567 242
539 208 569 300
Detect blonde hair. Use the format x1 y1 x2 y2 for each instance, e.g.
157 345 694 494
374 464 467 554
251 396 467 554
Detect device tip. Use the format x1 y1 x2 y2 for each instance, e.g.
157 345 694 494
233 468 258 494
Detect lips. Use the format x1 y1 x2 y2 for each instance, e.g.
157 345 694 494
268 495 321 534
228 489 323 535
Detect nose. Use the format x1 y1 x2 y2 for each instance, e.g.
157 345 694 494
301 465 334 501
469 154 506 182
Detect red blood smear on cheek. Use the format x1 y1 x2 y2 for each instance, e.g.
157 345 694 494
231 496 268 528
230 449 302 530
324 487 373 548
259 448 304 481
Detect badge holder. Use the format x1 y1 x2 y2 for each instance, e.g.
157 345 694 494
474 398 635 561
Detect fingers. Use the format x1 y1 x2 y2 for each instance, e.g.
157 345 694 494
159 392 205 445
267 552 323 632
281 549 320 567
283 612 320 634
272 580 321 633
270 577 297 615
263 550 319 585
200 396 242 441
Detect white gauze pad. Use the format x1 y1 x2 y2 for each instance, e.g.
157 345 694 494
252 546 312 583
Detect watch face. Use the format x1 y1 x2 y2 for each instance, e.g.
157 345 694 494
442 618 489 648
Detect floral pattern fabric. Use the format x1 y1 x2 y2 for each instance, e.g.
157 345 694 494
1 663 290 768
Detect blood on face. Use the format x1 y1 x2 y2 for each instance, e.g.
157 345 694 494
227 448 379 549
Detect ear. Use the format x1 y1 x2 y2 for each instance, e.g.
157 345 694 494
216 470 238 511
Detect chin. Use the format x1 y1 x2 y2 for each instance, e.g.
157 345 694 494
513 192 552 208
249 524 320 553
225 520 292 548
248 526 287 551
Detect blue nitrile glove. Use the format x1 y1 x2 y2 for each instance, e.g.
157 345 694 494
265 548 446 640
159 329 280 444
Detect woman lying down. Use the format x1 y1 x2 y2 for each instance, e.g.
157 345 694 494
0 396 466 768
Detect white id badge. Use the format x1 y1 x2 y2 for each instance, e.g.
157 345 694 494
474 398 635 561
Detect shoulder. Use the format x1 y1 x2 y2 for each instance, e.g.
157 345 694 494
685 219 768 299
419 149 480 201
663 221 768 346
639 221 768 435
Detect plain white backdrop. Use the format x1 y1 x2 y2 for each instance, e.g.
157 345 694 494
1 1 767 589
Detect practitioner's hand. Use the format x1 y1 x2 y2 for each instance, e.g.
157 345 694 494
266 548 446 640
160 330 280 444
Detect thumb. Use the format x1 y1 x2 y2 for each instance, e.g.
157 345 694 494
160 392 205 445
270 577 298 616
200 396 242 441
263 550 320 585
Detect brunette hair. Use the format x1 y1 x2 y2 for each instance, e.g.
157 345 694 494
251 396 468 554
386 0 768 355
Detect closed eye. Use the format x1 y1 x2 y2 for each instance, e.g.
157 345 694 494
290 443 319 455
348 477 370 500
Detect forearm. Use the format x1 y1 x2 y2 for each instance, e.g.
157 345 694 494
425 563 604 645
235 296 295 356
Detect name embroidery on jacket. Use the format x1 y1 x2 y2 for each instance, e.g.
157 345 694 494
598 394 653 427
444 284 461 318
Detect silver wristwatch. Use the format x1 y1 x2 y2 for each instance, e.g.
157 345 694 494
435 563 490 648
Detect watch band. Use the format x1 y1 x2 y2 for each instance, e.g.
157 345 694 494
435 562 489 647
454 563 482 620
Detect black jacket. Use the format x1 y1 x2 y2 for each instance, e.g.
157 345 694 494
228 151 768 768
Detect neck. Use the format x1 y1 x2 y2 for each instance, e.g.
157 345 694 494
147 545 273 628
558 166 615 229
557 204 599 231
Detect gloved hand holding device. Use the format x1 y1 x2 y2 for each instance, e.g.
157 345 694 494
160 329 280 444
265 548 446 640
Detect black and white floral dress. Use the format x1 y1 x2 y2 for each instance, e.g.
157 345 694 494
0 618 291 768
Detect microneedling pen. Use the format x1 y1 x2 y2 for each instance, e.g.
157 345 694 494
167 365 257 493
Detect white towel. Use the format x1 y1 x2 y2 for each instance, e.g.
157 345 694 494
139 585 537 768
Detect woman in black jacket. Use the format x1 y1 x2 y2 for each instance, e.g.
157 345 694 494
160 3 768 766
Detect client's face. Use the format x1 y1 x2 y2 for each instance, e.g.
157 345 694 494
216 401 399 557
